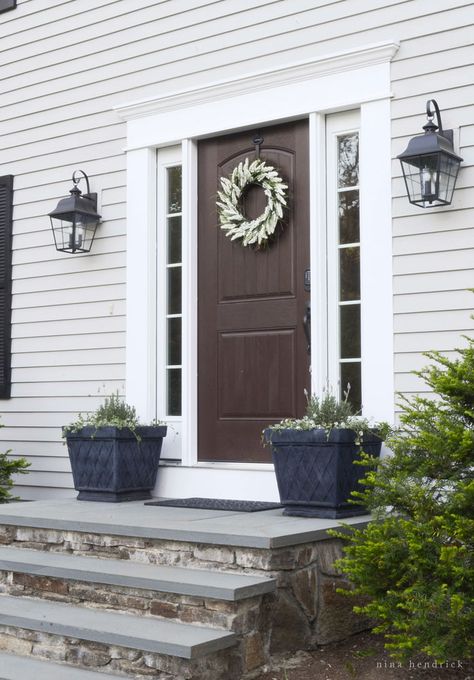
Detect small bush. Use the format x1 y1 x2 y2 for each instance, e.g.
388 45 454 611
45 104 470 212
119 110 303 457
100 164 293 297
332 333 474 662
0 419 30 503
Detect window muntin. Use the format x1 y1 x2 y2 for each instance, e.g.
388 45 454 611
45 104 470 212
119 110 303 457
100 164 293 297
165 165 182 416
336 132 361 411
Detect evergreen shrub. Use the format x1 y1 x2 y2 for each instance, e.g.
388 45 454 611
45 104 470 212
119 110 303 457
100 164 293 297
332 333 474 662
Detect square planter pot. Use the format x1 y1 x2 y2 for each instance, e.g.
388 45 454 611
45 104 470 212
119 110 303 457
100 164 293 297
65 425 167 502
264 428 381 518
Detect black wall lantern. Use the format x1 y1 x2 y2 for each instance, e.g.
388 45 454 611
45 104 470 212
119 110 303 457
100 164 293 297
398 99 462 208
49 170 101 253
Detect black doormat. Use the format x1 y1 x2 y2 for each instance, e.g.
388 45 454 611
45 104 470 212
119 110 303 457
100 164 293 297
145 497 282 512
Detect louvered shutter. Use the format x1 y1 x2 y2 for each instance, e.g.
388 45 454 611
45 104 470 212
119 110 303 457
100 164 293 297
0 1 16 13
0 176 13 398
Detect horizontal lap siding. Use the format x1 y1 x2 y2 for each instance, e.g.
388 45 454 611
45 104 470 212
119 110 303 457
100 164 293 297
0 0 473 493
391 7 474 400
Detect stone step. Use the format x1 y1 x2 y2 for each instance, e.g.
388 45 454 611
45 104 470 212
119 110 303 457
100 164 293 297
0 546 275 600
0 651 126 680
0 595 236 659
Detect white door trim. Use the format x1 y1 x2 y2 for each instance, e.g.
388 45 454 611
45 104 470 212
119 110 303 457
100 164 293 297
120 41 397 495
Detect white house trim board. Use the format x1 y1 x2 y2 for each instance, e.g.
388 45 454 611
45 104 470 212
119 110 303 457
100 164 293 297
115 41 399 150
121 40 397 500
115 42 399 124
359 99 394 421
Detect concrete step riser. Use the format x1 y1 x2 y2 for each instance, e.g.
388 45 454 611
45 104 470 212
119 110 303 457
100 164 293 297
0 570 268 634
0 625 239 680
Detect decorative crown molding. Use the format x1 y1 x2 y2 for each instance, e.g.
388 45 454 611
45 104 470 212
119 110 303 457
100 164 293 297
115 41 399 122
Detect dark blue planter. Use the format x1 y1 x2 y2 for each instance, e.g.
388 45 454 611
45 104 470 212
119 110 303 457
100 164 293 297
65 426 167 502
264 428 381 518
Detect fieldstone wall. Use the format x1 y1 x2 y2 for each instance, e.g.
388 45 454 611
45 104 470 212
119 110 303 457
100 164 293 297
0 625 239 680
0 524 370 654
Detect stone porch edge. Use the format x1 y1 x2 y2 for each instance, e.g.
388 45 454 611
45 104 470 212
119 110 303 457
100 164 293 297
0 501 371 549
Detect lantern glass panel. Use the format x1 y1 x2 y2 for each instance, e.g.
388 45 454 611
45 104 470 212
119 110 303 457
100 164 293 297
438 152 461 205
401 154 440 208
50 212 98 253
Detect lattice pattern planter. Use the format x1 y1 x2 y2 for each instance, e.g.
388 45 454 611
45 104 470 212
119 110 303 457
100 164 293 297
65 426 167 502
265 428 381 518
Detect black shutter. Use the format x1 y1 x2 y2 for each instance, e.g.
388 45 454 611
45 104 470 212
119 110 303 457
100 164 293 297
0 0 16 13
0 176 13 399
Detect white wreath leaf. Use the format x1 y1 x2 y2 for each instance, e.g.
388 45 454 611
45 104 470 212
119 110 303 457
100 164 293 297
217 157 288 248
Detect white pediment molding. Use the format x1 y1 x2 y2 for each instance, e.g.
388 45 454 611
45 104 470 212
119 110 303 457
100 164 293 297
115 41 399 122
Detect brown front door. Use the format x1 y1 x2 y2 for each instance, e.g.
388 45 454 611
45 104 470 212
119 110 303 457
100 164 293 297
198 119 310 463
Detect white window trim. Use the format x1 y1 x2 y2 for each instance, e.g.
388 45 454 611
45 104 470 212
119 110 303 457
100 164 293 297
326 111 362 400
121 40 398 470
156 146 183 460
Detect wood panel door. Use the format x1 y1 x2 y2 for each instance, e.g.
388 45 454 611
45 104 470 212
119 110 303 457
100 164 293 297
198 119 310 462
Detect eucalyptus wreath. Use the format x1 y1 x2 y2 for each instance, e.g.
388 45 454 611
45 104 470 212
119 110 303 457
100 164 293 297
216 157 287 248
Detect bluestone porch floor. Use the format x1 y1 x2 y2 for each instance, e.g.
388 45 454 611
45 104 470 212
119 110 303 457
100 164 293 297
0 499 370 548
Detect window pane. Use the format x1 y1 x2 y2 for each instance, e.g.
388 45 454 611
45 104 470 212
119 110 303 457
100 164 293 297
167 266 182 314
167 166 182 213
340 362 361 413
167 317 182 366
167 368 182 416
168 216 182 264
339 191 359 244
340 247 360 301
338 134 359 188
340 304 361 359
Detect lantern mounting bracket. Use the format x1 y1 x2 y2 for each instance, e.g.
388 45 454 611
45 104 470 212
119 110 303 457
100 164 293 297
424 99 453 145
71 169 98 209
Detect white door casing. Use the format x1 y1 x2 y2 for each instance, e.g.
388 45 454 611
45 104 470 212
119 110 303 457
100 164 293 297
116 41 397 498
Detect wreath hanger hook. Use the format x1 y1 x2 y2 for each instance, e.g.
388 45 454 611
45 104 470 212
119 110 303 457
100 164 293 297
252 131 264 158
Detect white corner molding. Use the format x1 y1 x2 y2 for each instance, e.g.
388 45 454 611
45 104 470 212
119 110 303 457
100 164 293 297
115 42 399 123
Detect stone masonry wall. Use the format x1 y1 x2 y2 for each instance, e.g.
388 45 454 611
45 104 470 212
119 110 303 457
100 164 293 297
0 624 239 680
0 525 370 657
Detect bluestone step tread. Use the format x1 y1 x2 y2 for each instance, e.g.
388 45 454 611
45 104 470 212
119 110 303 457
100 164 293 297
0 595 236 659
0 652 125 680
0 546 275 600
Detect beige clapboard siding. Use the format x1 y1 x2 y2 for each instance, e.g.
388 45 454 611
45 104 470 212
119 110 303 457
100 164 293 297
10 456 71 472
11 379 125 399
12 299 125 324
13 285 125 311
390 4 474 402
393 289 474 314
12 270 125 297
394 270 474 295
394 329 473 353
2 2 470 136
0 1 473 494
392 47 474 394
11 471 74 488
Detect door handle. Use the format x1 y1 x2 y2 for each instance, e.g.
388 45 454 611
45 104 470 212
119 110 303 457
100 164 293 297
303 301 311 354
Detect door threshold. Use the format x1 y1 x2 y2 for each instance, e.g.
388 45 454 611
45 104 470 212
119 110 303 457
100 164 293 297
161 460 274 471
154 463 279 502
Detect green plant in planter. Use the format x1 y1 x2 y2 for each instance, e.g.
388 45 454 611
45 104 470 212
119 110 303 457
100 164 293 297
63 393 167 502
332 333 474 662
0 419 30 503
264 388 387 518
64 392 141 437
266 387 388 441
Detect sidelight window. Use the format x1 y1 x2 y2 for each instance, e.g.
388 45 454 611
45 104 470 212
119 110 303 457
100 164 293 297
165 165 183 416
336 132 361 410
